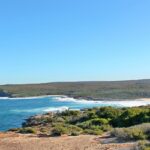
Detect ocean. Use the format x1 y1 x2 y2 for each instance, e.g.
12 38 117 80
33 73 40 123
0 96 150 131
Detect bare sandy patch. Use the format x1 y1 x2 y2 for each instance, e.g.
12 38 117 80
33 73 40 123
0 132 135 150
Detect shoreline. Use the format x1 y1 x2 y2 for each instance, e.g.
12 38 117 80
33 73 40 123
0 95 66 100
1 94 150 101
0 95 150 108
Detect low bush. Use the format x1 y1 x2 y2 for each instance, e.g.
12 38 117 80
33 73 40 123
71 131 81 136
19 127 36 134
51 124 83 136
8 128 19 132
51 126 68 136
134 141 150 150
111 123 150 141
90 118 109 125
77 118 109 129
100 124 112 132
84 129 103 135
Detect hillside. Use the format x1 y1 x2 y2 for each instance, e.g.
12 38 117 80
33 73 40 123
1 79 150 99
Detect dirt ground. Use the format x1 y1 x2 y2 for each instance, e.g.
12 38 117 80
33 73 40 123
0 132 135 150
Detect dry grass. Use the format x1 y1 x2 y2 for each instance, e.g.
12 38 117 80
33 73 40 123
0 132 135 150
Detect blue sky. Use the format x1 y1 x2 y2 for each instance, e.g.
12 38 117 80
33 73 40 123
0 0 150 84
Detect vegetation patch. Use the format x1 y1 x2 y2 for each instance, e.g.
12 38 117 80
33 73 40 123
13 106 150 140
134 141 150 150
19 127 36 134
111 123 150 141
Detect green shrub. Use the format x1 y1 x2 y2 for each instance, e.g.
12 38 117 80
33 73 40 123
55 117 65 123
77 118 109 129
67 125 83 132
111 124 150 141
135 141 150 150
126 128 146 140
8 128 19 132
96 107 122 120
90 125 101 130
112 108 150 127
51 126 68 136
86 110 97 119
84 129 103 135
61 110 80 116
77 121 91 129
71 131 80 136
100 124 112 131
51 124 83 136
112 128 146 141
40 127 48 133
90 118 109 125
19 127 36 134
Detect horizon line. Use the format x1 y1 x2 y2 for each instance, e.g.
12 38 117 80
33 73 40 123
0 78 149 86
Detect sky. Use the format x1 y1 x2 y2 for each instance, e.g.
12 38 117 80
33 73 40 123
0 0 150 84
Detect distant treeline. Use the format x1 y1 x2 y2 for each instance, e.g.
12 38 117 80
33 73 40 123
1 79 150 99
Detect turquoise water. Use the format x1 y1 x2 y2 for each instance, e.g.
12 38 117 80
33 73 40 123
0 96 149 131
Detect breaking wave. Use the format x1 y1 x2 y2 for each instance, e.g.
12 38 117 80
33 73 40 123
12 106 69 113
53 96 150 107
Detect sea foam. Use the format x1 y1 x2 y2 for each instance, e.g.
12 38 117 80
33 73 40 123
53 96 150 107
11 106 69 113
